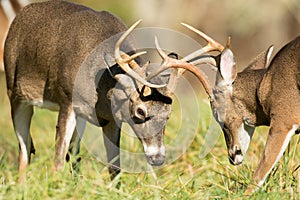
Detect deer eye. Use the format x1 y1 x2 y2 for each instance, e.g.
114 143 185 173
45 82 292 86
133 105 148 123
137 107 145 117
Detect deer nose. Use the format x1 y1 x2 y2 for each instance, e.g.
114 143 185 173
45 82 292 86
143 145 165 166
228 147 243 165
146 154 165 166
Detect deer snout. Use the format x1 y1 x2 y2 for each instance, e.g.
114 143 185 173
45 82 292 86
147 154 165 166
228 146 243 165
144 145 165 166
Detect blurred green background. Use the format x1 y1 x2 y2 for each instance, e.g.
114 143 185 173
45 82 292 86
1 0 300 199
72 0 300 68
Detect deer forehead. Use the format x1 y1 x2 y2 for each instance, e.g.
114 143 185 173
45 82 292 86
211 88 235 117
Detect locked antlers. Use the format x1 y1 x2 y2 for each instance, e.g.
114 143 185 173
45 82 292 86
115 20 227 95
147 23 227 97
146 37 215 96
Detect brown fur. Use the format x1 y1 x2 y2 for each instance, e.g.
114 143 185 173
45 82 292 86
211 37 300 194
4 0 174 181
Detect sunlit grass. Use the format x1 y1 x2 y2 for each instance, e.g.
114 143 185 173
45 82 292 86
0 73 299 199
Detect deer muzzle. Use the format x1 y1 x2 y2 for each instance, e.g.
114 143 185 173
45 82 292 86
143 144 165 166
228 146 243 165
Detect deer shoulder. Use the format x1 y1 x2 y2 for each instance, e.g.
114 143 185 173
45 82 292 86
258 36 300 117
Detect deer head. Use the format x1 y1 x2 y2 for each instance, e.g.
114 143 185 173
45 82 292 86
178 23 274 165
103 20 220 166
110 74 172 165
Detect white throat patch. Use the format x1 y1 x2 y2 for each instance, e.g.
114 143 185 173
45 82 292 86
238 122 255 155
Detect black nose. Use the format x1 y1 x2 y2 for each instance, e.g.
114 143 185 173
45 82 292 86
147 154 165 166
235 149 242 155
228 149 243 165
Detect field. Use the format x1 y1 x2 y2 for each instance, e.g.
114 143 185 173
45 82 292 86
0 71 300 200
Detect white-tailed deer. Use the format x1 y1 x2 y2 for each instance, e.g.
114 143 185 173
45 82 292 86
0 0 27 71
179 23 300 194
4 0 213 181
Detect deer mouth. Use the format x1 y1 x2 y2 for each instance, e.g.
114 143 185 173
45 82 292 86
143 144 165 166
228 148 243 165
146 154 165 166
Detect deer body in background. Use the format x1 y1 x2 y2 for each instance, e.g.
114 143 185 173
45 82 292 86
4 0 211 181
180 24 300 194
0 0 28 71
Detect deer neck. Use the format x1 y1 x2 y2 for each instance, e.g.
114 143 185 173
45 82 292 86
233 69 270 127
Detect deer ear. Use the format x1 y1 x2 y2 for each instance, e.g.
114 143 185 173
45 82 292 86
244 45 274 71
219 48 237 85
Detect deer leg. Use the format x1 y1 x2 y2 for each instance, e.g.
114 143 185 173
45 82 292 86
245 123 299 195
11 102 34 182
54 106 76 171
102 121 121 180
66 117 86 172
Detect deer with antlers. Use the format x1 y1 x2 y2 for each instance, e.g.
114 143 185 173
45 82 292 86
4 0 213 181
175 23 300 194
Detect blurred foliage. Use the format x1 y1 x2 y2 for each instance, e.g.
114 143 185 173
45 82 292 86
1 70 300 198
66 0 300 68
133 0 300 68
70 0 136 23
1 1 300 198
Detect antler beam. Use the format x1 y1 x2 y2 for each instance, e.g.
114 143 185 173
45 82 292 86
115 20 166 88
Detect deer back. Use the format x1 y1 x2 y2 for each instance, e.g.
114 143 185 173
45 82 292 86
4 0 128 105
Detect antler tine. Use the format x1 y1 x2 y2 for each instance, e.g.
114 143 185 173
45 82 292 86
146 36 178 80
147 24 225 97
147 37 214 97
190 57 217 69
181 23 224 62
146 36 171 80
122 51 147 63
141 61 150 73
115 19 142 60
225 36 231 48
115 19 166 88
155 36 169 60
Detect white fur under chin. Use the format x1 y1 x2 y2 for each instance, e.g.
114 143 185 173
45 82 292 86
238 123 254 155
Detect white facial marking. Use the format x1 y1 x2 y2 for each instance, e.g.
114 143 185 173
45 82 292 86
238 122 255 155
258 124 299 188
144 144 164 156
234 154 244 164
160 145 165 155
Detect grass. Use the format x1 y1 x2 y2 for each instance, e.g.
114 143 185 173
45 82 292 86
0 72 300 199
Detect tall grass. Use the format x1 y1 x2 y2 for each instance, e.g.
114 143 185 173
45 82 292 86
0 72 299 199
